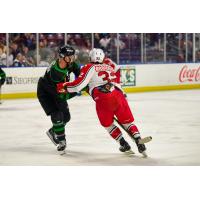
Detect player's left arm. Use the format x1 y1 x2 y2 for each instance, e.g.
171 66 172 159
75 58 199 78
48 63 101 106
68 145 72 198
111 62 121 84
104 58 120 84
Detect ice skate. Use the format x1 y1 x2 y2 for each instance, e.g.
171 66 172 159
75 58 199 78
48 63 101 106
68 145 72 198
57 140 66 155
119 138 134 154
133 135 148 157
46 128 59 145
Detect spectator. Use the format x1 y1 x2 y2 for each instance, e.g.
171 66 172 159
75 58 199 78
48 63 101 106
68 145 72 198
99 34 111 50
196 50 200 62
22 46 35 66
22 33 36 50
13 53 26 67
56 33 64 47
85 38 92 49
39 40 53 63
0 45 6 66
37 54 50 67
9 42 20 60
0 34 6 45
177 52 185 63
94 33 101 48
115 34 125 50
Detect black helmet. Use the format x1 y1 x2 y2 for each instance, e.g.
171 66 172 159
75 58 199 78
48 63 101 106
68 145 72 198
58 45 75 58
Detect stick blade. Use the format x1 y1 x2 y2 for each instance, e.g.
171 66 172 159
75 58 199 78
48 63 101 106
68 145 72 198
123 149 135 155
138 136 152 144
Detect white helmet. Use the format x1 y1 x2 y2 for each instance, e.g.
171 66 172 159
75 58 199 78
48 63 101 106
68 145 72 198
89 48 105 63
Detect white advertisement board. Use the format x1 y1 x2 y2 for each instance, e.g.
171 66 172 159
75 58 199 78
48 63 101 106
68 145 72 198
1 63 200 98
134 63 200 86
2 67 46 94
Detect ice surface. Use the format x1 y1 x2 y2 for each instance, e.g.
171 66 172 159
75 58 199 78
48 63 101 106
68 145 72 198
0 89 200 165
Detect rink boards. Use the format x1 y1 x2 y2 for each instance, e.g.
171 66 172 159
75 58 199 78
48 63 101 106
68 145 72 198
1 63 200 99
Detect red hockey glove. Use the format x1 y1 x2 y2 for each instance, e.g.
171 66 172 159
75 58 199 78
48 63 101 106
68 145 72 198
57 82 68 93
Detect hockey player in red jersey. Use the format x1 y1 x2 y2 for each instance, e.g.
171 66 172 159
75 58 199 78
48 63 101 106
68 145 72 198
57 48 149 156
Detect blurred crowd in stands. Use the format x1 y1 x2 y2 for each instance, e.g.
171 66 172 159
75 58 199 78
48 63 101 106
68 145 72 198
1 33 200 67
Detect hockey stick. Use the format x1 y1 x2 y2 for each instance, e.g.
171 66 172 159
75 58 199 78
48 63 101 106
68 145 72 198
114 117 152 144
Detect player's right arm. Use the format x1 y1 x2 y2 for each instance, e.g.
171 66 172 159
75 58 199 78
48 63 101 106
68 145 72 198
57 63 94 93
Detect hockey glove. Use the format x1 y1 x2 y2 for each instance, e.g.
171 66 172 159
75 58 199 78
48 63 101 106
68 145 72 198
57 82 68 93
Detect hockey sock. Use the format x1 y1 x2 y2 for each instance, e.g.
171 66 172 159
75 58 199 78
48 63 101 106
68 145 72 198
52 121 65 141
105 124 123 142
122 122 141 138
51 112 66 141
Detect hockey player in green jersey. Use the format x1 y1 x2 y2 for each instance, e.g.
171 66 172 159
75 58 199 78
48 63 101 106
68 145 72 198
37 45 80 153
0 67 6 85
0 66 6 104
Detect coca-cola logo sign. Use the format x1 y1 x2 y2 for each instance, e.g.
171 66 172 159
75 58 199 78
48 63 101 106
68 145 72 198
179 65 200 82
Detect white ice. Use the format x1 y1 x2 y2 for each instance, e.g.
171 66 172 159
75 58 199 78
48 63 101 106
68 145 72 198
0 89 200 166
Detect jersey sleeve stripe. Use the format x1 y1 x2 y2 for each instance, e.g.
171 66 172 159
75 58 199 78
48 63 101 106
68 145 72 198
67 65 94 91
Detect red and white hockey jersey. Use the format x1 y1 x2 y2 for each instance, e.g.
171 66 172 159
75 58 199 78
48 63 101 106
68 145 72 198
65 59 121 95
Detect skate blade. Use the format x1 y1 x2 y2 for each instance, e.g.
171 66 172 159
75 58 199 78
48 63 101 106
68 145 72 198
46 131 57 146
123 150 135 155
141 151 148 158
59 150 66 155
138 136 152 144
